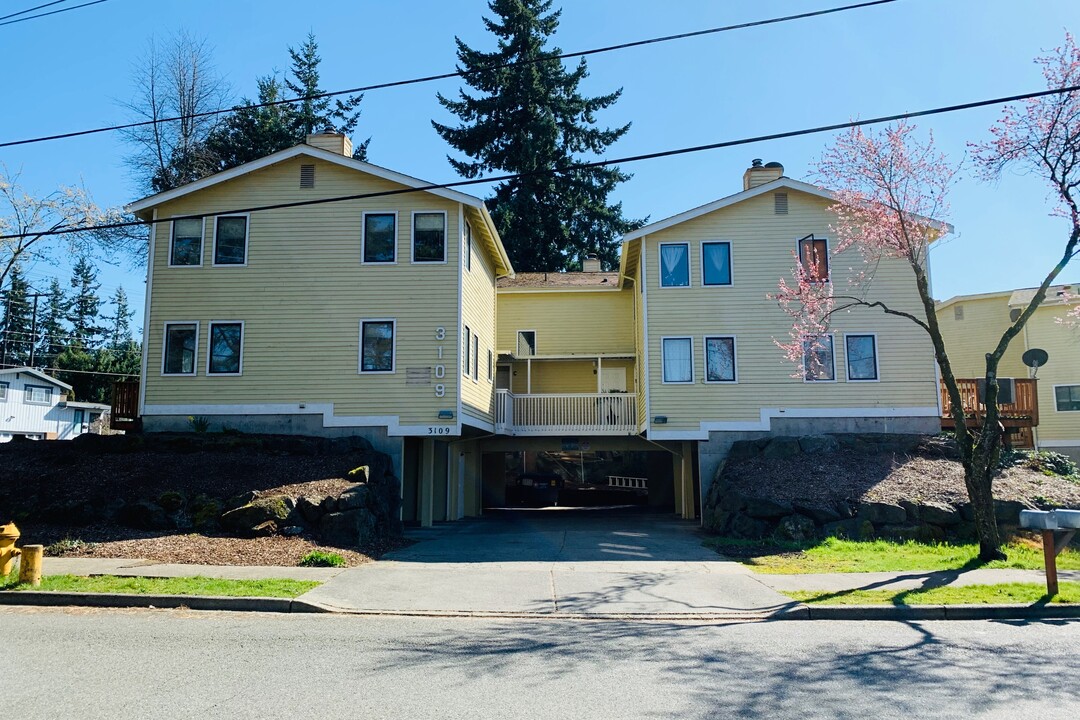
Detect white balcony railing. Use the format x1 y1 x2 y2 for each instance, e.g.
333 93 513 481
494 389 638 436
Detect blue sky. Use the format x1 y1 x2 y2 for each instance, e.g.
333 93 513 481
2 0 1078 335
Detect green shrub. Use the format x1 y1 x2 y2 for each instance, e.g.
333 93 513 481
298 550 346 568
187 415 211 433
45 538 98 556
1000 449 1078 477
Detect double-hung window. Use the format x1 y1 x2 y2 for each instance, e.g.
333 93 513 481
798 235 829 281
517 331 536 357
701 242 732 286
705 336 736 383
413 212 446 262
802 335 836 382
1055 385 1080 411
845 334 879 381
213 216 248 265
662 337 693 383
162 323 198 375
25 385 51 405
0 381 7 402
463 326 471 376
170 218 204 266
360 320 395 373
659 243 690 287
207 322 244 375
363 212 397 263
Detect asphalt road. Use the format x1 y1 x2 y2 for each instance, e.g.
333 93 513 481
6 607 1079 719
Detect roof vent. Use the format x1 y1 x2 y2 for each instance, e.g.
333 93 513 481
774 192 789 215
300 164 315 189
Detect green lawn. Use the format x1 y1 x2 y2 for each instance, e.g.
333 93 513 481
1 573 319 598
785 582 1080 606
704 536 1080 574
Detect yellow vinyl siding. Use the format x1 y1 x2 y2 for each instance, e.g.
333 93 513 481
634 262 648 431
507 358 636 394
1022 306 1080 443
643 190 938 432
460 206 498 425
936 295 1026 378
144 156 464 429
496 289 635 356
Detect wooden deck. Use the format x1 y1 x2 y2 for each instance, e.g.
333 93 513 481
941 378 1038 448
110 380 141 432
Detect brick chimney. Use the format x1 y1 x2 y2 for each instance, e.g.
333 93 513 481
742 159 784 190
306 128 353 157
583 254 602 272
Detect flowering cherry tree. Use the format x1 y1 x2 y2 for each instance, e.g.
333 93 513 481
774 34 1080 561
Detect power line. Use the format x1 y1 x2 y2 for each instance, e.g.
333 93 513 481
0 1 70 22
2 82 1076 243
0 0 898 149
0 0 110 27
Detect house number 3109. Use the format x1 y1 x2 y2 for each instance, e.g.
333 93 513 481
434 327 446 397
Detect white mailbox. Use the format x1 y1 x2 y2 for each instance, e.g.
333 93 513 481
1054 509 1080 529
1019 510 1059 530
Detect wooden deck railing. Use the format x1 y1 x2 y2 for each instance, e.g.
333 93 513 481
110 380 141 431
940 378 1038 448
495 389 637 436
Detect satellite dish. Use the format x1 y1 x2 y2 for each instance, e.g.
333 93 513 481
1023 349 1049 377
1010 308 1022 322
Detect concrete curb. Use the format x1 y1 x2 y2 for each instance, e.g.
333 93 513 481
1 592 1077 621
0 591 334 614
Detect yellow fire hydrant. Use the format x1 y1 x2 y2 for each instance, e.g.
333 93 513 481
0 522 21 577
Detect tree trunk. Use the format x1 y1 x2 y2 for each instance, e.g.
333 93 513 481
962 451 1005 562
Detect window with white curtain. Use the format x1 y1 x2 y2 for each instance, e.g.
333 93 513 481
662 337 693 383
701 242 732 286
659 243 690 287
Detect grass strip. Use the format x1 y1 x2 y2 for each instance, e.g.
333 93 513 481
1 573 319 598
705 536 1080 574
784 582 1080 606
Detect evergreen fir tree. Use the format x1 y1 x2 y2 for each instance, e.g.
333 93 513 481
104 286 135 350
0 265 33 366
432 0 643 271
37 278 71 368
207 75 300 169
68 256 104 348
285 33 369 160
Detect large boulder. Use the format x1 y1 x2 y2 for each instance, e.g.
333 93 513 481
729 513 769 540
762 437 802 460
743 496 793 519
338 485 371 511
823 518 875 540
993 499 1029 524
792 501 842 524
296 496 324 524
798 435 839 455
220 495 293 536
774 514 817 543
118 500 172 530
857 502 906 525
920 503 961 526
319 509 377 547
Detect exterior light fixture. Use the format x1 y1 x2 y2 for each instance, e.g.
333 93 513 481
653 416 668 424
438 410 455 420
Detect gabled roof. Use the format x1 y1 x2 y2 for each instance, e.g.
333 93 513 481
498 272 620 291
0 367 72 391
621 177 954 241
126 144 488 216
936 283 1080 311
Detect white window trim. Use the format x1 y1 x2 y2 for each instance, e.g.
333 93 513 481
211 213 251 267
658 242 691 289
411 210 448 264
802 333 837 384
24 385 53 406
472 333 480 382
358 318 397 375
700 240 734 287
168 217 205 268
796 235 831 282
517 329 537 357
463 325 472 377
703 335 738 384
464 219 473 272
161 321 200 376
1052 383 1080 412
661 336 694 384
361 210 399 265
487 349 494 382
206 320 245 377
844 333 880 382
0 381 8 402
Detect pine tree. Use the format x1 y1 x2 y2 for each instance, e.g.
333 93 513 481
104 286 135 350
0 265 33 366
285 33 369 160
433 0 643 271
37 278 71 368
68 256 103 349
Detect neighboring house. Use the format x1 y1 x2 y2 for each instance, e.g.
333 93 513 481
128 142 943 526
937 285 1080 457
0 367 108 442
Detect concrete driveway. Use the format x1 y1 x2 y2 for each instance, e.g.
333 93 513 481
301 509 792 617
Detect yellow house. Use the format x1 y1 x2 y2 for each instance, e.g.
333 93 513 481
937 285 1080 457
129 146 943 526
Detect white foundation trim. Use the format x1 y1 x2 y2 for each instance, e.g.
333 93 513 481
647 406 941 440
